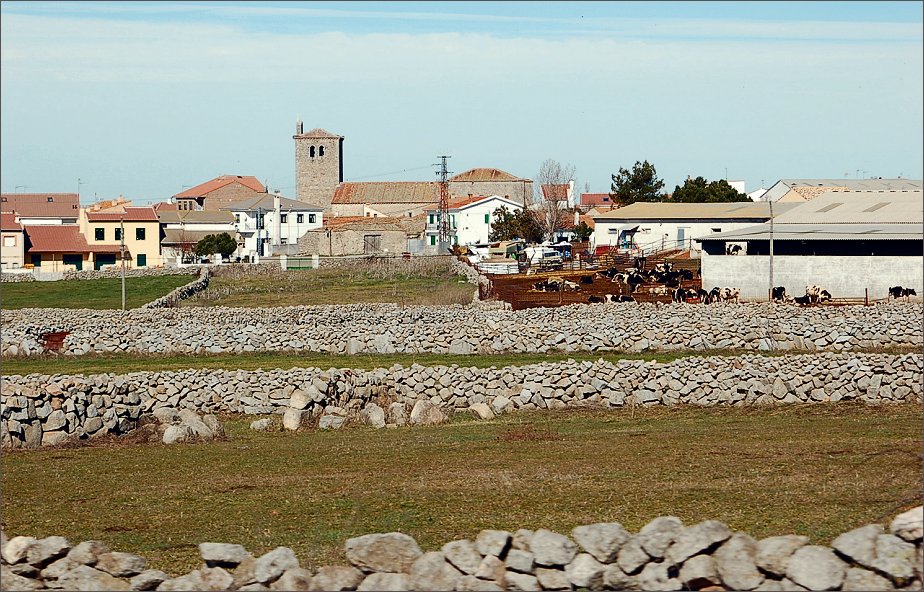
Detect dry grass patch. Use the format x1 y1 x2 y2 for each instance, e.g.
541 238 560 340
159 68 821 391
1 404 920 576
180 259 474 307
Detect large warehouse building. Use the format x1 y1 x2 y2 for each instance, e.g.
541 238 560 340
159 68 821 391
696 189 923 301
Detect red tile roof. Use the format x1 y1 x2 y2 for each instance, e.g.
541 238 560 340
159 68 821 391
446 195 491 209
0 193 80 219
86 207 159 222
450 168 521 182
581 193 614 207
152 201 178 211
23 225 89 253
332 182 440 204
541 184 570 201
1 211 22 231
174 175 266 198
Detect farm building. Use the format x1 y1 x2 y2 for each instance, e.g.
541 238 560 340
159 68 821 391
592 202 797 255
297 216 428 257
759 178 921 203
696 189 923 301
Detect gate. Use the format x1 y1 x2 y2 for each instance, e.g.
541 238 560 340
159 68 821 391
363 234 382 254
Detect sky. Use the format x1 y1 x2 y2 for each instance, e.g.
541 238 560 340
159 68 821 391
1 1 922 205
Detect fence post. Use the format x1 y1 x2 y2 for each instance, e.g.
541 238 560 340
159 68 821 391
865 288 869 306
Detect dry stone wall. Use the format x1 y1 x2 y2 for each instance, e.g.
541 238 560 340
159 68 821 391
140 268 211 309
2 352 920 448
2 302 920 358
2 506 921 591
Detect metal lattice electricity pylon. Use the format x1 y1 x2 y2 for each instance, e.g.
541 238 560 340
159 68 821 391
433 155 452 244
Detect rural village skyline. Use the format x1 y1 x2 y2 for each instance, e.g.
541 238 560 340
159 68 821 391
1 1 922 204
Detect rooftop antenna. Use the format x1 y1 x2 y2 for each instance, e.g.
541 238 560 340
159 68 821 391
433 155 452 245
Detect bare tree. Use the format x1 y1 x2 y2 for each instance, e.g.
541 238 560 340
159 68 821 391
177 228 197 264
534 158 576 242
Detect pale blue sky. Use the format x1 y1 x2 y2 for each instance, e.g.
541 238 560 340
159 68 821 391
1 1 922 204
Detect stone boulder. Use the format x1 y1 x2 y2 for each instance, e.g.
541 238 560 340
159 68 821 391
345 533 422 573
409 400 446 426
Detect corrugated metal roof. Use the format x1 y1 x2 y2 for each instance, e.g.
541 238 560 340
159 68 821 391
762 178 922 202
772 190 922 224
86 207 159 222
593 201 799 221
220 195 323 212
697 223 923 242
0 194 80 219
174 175 266 198
450 168 522 182
332 182 440 204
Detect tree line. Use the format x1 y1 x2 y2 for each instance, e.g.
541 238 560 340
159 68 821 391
610 160 750 205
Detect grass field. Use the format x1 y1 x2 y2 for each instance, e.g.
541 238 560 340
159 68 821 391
181 260 474 308
0 275 193 310
2 404 919 575
2 346 917 377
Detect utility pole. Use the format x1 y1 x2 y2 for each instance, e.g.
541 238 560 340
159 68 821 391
768 199 774 300
120 217 126 311
433 155 452 246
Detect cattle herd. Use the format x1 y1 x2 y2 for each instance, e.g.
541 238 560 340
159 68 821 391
526 262 918 307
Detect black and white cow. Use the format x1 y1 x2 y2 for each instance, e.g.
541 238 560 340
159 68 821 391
889 286 917 302
771 286 787 302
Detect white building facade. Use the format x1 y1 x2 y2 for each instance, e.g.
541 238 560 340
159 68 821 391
593 202 796 255
223 194 323 259
423 195 523 246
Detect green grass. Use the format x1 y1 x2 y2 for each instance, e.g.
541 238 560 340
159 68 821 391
180 265 475 308
0 275 194 310
1 405 920 575
2 346 918 377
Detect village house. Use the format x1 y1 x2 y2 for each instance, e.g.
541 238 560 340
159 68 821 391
222 193 323 259
80 206 163 268
173 175 267 212
298 216 426 257
157 210 238 264
1 212 25 269
422 195 523 247
0 193 80 225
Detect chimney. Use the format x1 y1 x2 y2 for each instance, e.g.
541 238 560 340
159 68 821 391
573 210 580 228
273 191 282 247
568 179 575 208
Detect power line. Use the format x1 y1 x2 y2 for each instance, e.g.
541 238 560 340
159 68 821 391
346 165 435 181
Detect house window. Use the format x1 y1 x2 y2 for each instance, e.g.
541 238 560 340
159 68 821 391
137 254 147 267
281 214 288 224
234 214 240 223
31 254 41 267
297 214 304 224
3 236 15 247
136 227 145 240
484 213 489 224
711 228 722 233
95 228 105 240
430 235 436 246
310 146 316 158
429 214 434 224
319 146 325 156
309 214 316 224
603 197 609 202
47 197 54 202
257 213 265 230
451 215 456 228
114 228 122 241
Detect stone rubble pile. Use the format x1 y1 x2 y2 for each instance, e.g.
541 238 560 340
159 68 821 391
2 352 920 447
2 507 920 591
0 273 36 283
2 301 919 357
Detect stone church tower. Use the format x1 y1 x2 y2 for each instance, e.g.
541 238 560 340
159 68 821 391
294 122 343 210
